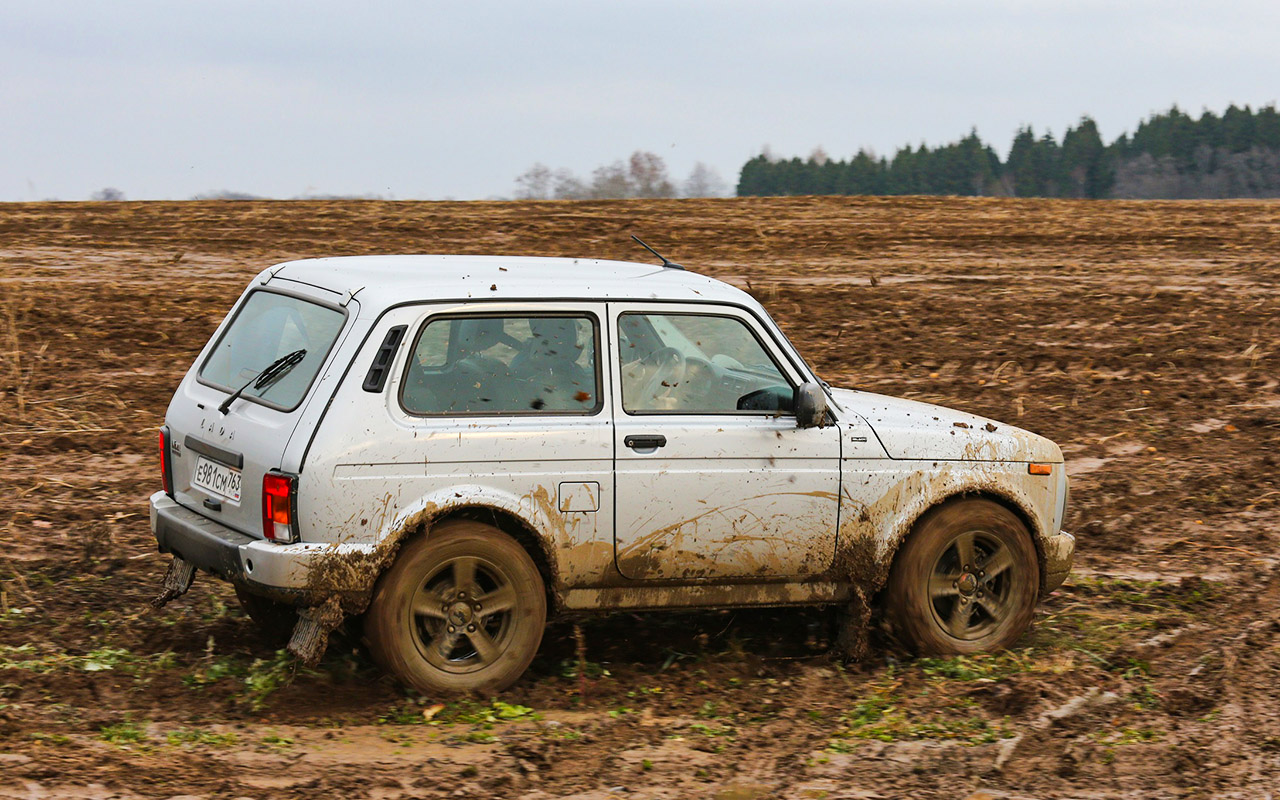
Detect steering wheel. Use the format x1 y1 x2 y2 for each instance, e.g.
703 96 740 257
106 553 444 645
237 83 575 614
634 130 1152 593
639 347 686 406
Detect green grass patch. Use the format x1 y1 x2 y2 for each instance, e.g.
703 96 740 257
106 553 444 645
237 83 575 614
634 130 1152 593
687 722 736 738
379 698 540 728
1095 727 1163 746
1023 576 1226 671
30 732 71 745
914 650 1053 681
184 650 308 711
99 720 148 746
241 651 301 710
182 656 247 687
165 728 239 748
0 644 174 675
1069 576 1223 612
828 672 1016 748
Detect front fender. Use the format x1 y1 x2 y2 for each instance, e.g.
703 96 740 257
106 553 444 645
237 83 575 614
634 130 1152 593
835 461 1063 596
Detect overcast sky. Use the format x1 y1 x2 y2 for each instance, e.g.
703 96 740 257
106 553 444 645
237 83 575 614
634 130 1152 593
2 0 1277 201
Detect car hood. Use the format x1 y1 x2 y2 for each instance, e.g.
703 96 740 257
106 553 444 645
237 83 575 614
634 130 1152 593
829 388 1062 463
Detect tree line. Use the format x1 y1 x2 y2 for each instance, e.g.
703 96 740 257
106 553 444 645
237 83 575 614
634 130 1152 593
737 104 1280 199
515 152 727 200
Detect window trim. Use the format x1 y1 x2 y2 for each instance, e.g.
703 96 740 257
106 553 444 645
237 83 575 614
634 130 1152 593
617 310 797 417
196 287 349 414
398 310 605 418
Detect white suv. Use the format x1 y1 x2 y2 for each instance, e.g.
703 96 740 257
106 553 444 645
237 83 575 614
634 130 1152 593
150 253 1073 693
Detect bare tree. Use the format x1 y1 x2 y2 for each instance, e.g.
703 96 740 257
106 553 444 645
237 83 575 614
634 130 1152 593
589 161 633 199
515 163 553 200
682 162 728 198
514 151 687 200
552 169 589 200
90 187 125 201
628 151 675 198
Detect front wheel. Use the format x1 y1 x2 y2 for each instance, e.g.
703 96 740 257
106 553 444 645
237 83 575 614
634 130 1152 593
364 520 547 694
886 498 1039 654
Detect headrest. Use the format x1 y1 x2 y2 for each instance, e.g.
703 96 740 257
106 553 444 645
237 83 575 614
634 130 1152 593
455 318 506 355
528 318 580 358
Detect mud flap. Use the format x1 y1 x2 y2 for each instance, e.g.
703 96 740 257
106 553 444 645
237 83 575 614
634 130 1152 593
834 586 871 661
286 595 345 666
150 556 197 609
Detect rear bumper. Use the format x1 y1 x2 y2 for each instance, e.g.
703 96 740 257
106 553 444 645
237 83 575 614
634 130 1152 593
149 492 378 601
1042 529 1075 594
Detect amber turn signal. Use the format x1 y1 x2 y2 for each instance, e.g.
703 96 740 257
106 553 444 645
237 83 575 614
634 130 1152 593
1028 463 1053 475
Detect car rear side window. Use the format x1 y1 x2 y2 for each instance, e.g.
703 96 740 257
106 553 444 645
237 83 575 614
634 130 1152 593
198 290 346 411
401 314 601 416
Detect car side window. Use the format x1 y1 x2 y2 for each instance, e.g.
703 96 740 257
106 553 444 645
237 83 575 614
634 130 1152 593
619 313 793 414
402 315 601 415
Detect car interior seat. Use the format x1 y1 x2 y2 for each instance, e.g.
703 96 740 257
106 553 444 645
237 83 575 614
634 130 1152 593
509 318 593 409
452 318 522 412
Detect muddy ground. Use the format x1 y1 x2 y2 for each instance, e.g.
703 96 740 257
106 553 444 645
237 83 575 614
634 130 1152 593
0 196 1278 798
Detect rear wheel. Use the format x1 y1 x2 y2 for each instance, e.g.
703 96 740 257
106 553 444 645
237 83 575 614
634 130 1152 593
365 520 546 694
886 498 1039 654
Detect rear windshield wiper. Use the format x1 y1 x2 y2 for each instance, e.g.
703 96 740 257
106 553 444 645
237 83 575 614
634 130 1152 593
218 349 307 415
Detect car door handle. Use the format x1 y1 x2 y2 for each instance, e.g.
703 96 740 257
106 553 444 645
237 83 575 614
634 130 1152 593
624 434 667 450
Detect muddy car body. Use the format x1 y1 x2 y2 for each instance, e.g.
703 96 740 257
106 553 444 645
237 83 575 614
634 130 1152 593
150 255 1074 692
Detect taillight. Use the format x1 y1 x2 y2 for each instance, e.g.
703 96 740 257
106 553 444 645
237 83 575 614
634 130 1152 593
262 471 298 543
159 427 173 497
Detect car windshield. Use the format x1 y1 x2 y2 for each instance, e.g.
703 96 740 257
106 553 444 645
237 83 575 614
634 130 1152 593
199 290 346 411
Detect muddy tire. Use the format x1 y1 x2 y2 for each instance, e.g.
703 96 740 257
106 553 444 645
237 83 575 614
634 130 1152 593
364 520 546 694
234 586 299 644
886 499 1039 655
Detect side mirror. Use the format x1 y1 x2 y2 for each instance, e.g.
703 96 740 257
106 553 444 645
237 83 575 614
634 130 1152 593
794 382 830 429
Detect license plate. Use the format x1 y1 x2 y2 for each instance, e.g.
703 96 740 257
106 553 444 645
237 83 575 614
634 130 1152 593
192 456 242 504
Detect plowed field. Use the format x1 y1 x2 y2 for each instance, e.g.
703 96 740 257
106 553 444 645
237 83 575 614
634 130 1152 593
1 197 1278 799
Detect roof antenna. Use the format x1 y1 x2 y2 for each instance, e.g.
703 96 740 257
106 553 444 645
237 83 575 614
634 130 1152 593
631 235 685 270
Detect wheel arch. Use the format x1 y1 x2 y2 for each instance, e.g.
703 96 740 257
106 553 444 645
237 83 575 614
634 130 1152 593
375 486 565 613
872 482 1051 599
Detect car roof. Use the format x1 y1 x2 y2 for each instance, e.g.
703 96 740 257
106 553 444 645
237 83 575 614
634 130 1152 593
265 255 757 314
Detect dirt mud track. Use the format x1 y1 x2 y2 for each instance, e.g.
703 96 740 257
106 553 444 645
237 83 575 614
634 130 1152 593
1 196 1278 798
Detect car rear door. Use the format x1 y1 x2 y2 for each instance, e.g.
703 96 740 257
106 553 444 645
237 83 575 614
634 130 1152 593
163 280 357 539
609 303 841 580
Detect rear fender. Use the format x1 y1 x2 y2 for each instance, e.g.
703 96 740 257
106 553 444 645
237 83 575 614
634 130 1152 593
378 484 562 583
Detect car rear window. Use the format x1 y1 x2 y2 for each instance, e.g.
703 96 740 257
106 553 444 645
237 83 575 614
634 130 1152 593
198 290 346 411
